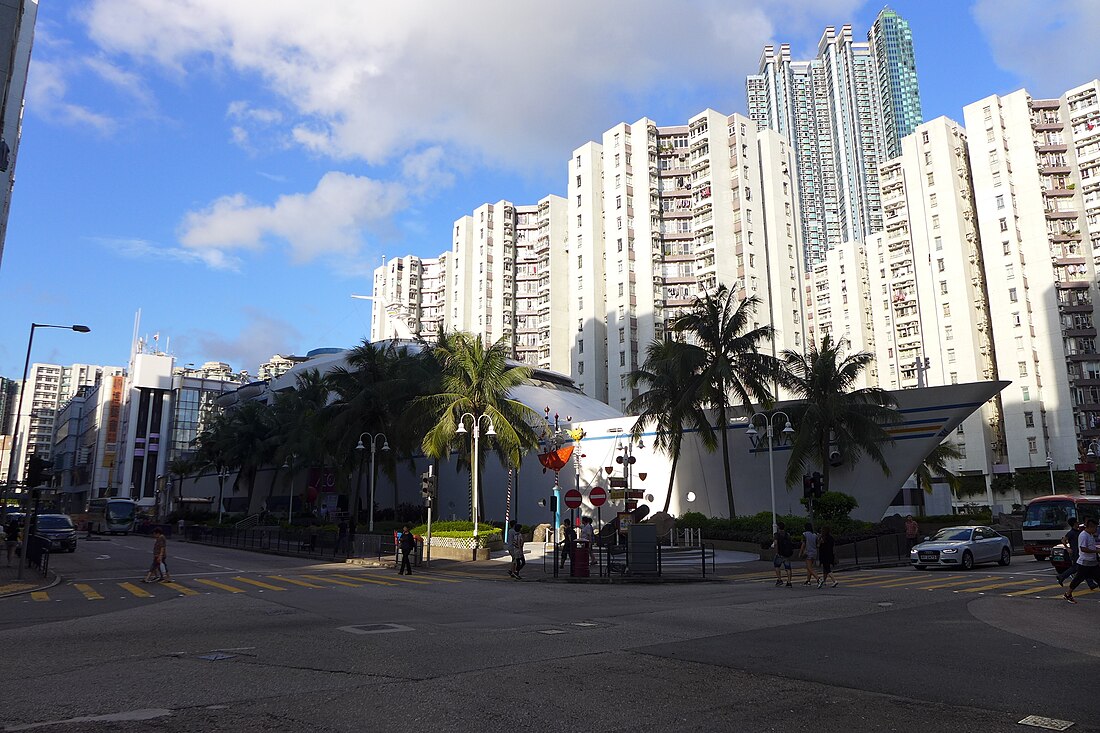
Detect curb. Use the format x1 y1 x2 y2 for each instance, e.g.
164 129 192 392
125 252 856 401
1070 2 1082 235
0 569 61 599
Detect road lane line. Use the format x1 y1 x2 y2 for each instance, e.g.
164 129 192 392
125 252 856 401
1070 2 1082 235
267 576 324 588
301 574 374 588
73 584 103 600
330 573 402 586
194 578 246 593
30 591 49 602
1046 585 1099 599
960 579 1043 592
161 582 200 596
844 574 960 588
916 576 998 590
232 577 287 591
119 582 154 598
340 572 432 586
1005 584 1063 596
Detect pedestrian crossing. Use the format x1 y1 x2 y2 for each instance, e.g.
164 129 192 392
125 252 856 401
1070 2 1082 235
720 568 1093 600
21 568 506 603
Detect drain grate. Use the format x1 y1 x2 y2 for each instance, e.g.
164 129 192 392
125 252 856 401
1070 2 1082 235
1019 715 1074 731
338 623 413 635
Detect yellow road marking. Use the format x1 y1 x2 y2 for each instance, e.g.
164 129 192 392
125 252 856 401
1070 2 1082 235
232 577 286 591
161 582 200 596
30 591 49 602
119 582 154 598
1005 584 1063 597
353 572 430 585
301 574 370 588
845 574 958 588
331 573 400 586
267 575 324 589
917 576 999 590
1048 585 1100 599
73 583 103 600
960 579 1043 593
194 578 246 593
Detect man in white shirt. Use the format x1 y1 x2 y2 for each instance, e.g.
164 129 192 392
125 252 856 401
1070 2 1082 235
1064 517 1099 604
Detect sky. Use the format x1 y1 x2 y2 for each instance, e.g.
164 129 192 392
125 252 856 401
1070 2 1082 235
0 0 1096 379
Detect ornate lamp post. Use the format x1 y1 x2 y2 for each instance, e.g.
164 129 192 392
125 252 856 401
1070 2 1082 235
455 413 495 540
1046 454 1056 497
216 466 230 524
745 411 795 534
355 432 390 532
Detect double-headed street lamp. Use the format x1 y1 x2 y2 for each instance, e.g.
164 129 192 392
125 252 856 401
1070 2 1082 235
455 413 495 540
745 411 795 534
355 432 390 532
281 454 298 524
1046 454 1056 497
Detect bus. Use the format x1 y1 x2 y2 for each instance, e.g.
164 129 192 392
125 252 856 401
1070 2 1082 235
85 498 137 535
1022 494 1100 560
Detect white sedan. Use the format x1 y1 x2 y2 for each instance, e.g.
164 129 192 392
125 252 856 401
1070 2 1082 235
910 525 1012 570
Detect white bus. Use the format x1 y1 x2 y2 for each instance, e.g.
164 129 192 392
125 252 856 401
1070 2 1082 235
85 498 137 535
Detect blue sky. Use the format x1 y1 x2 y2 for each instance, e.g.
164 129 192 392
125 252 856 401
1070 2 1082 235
0 0 1095 378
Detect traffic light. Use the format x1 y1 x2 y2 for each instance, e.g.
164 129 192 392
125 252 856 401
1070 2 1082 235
420 472 437 498
811 472 824 499
803 474 813 500
26 455 52 488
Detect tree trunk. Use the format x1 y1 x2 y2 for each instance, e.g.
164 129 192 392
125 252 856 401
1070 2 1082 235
718 403 735 517
662 452 680 514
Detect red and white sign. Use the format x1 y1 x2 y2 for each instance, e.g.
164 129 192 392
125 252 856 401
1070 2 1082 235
563 488 583 509
589 486 607 507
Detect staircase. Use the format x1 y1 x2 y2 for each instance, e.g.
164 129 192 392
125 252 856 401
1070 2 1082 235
235 514 261 530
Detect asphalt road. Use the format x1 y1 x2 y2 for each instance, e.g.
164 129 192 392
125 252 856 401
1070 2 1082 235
2 537 1097 733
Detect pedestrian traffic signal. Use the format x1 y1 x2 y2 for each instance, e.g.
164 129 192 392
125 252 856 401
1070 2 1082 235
803 474 813 499
810 471 824 499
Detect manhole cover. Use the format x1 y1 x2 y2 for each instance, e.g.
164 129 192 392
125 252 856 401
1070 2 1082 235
197 653 235 661
338 623 413 635
1019 715 1074 730
537 629 567 635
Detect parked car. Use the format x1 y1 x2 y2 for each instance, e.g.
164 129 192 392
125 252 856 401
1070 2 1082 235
910 525 1011 570
33 514 77 553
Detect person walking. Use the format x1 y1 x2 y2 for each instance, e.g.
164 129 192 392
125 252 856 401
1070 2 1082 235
817 526 838 588
508 521 526 579
578 516 596 566
800 522 821 586
773 521 794 587
143 527 171 583
1057 519 1098 589
4 518 17 566
398 525 416 576
558 521 576 571
1064 517 1100 603
904 515 920 551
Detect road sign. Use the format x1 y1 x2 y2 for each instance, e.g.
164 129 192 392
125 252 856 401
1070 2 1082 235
589 486 607 507
563 488 583 509
609 489 626 501
608 476 627 488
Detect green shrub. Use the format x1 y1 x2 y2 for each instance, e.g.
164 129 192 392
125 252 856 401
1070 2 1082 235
802 491 858 521
676 511 709 529
408 520 498 536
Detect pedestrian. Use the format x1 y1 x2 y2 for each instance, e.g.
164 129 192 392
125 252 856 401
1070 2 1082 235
508 521 526 579
1057 519 1098 589
398 525 415 575
177 517 185 539
558 521 576 570
143 527 171 583
818 526 838 588
904 515 920 551
1064 517 1100 603
579 516 596 565
773 521 794 587
336 518 349 555
5 517 19 566
800 522 821 586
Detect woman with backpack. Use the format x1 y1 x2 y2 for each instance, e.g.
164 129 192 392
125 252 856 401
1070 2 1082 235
773 521 794 587
818 526 838 588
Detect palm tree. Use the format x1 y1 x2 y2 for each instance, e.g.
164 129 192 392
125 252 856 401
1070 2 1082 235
267 369 333 514
669 288 777 516
628 338 715 513
222 400 277 514
916 441 964 495
417 332 539 522
777 332 901 492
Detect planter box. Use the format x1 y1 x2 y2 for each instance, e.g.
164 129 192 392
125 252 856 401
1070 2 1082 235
426 544 494 561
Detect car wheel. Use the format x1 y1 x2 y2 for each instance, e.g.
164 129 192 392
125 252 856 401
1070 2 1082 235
998 547 1011 566
962 551 974 570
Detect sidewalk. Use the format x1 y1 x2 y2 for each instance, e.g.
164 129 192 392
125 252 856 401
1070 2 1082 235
0 560 60 598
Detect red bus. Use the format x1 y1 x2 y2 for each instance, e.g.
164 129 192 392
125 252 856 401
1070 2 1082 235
1022 495 1100 560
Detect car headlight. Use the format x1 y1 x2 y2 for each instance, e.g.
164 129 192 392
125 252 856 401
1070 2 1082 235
941 548 958 554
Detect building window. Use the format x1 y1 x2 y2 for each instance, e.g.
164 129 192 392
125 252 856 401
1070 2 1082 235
932 215 940 229
1002 241 1011 255
619 328 625 343
922 130 930 144
1024 411 1034 428
940 281 948 294
1019 361 1028 377
950 372 958 384
619 352 626 367
934 236 942 251
996 194 1005 210
999 217 1008 232
937 259 945 272
945 326 953 340
578 340 583 354
1028 437 1038 453
1006 264 1015 280
929 194 938 208
616 195 622 209
947 348 956 364
1009 288 1017 302
1022 386 1030 401
943 303 951 317
578 361 584 375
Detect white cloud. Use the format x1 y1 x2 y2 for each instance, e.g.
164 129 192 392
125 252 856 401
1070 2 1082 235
94 236 241 270
973 0 1100 96
26 58 117 133
80 0 861 169
180 308 304 374
178 171 407 263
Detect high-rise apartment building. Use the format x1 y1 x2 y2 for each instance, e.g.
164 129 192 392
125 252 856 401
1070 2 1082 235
868 7 923 160
570 110 805 411
0 0 38 268
748 9 922 266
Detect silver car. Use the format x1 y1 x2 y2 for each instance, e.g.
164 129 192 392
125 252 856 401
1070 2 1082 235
910 525 1012 570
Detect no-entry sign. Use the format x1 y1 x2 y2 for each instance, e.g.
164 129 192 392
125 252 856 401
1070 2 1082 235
589 486 607 507
563 488 583 509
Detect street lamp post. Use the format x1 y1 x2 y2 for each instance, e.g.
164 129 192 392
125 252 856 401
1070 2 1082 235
8 323 91 580
282 455 297 524
355 432 390 532
455 413 496 541
745 411 795 534
216 466 229 524
1046 454 1056 497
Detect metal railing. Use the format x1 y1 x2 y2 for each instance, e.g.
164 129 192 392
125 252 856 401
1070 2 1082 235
25 534 49 576
833 529 1025 567
188 526 386 562
234 514 261 530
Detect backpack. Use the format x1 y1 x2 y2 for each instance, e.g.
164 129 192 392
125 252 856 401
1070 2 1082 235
777 531 794 558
